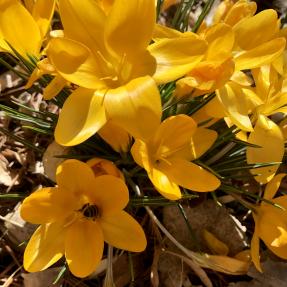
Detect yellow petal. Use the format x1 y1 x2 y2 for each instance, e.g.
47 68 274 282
247 115 284 184
100 210 147 252
251 216 262 272
264 173 286 200
90 175 129 215
47 38 106 90
216 83 253 131
104 0 155 58
152 114 197 159
190 128 217 160
252 65 275 102
59 0 106 53
265 241 287 259
212 0 233 24
203 96 226 119
43 75 67 100
55 88 107 146
32 0 55 38
204 23 234 60
230 71 253 86
187 58 235 94
24 222 65 272
56 159 99 200
153 23 182 41
98 121 131 153
203 229 229 255
0 0 41 58
25 58 56 89
161 158 221 192
234 38 286 71
149 35 207 84
257 207 287 252
20 187 75 224
104 76 161 141
148 167 181 200
65 219 104 278
261 92 287 116
87 157 124 179
233 9 279 51
131 139 151 170
224 0 256 27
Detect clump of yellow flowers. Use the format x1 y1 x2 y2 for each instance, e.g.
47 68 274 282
1 0 287 282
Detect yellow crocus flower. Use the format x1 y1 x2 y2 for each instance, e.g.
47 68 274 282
251 173 287 272
244 65 286 183
46 0 207 146
20 159 146 278
0 0 55 59
131 114 220 200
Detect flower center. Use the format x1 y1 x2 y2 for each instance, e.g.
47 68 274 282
79 203 101 220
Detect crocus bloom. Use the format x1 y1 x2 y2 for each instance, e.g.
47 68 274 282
131 114 220 200
46 0 207 146
245 65 285 183
20 159 146 278
0 0 55 59
251 173 287 272
174 5 285 132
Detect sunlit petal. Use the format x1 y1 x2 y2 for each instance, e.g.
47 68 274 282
149 167 181 200
224 0 256 26
59 0 106 53
55 88 107 146
160 158 220 192
104 76 161 141
65 219 104 278
149 36 207 84
204 23 234 60
152 114 197 159
43 75 67 100
153 24 182 41
131 139 151 171
56 159 98 202
0 0 41 58
47 37 106 89
233 9 278 50
20 187 75 224
104 0 155 57
247 115 284 184
24 221 65 272
90 175 129 215
264 174 286 200
216 83 253 131
189 128 217 160
100 210 147 252
32 0 55 38
234 38 286 71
